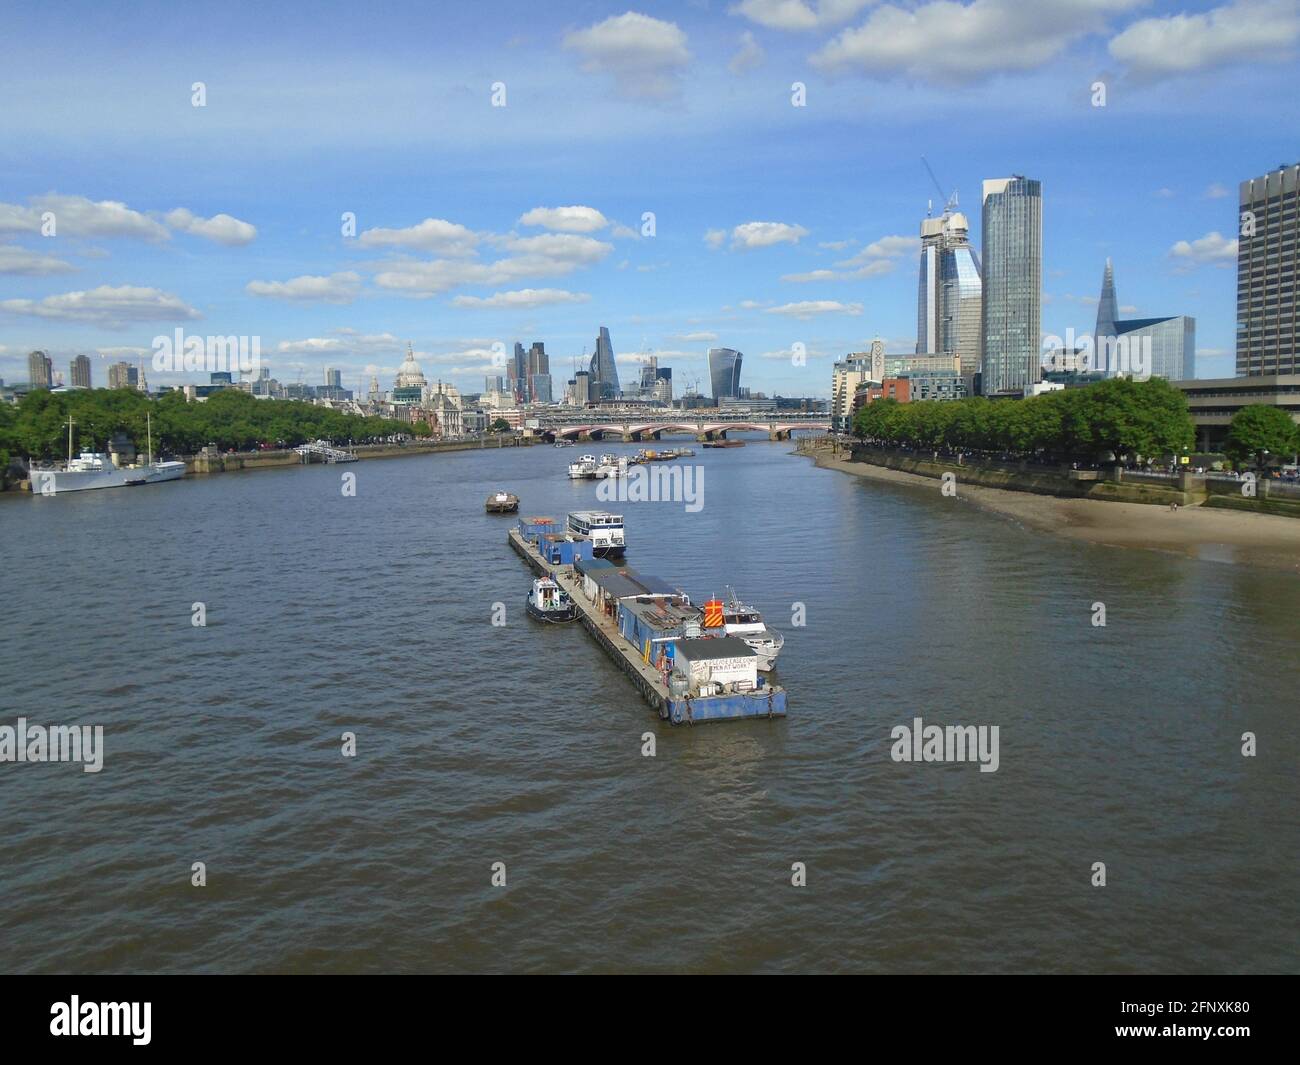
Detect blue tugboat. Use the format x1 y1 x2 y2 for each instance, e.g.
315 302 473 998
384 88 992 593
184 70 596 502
526 576 577 623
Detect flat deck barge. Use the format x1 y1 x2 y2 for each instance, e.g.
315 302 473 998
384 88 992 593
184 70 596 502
508 528 787 725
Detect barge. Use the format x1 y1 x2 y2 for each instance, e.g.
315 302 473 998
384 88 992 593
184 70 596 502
508 524 787 724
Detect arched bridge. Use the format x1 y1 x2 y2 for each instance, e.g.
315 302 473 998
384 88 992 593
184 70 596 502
537 418 829 442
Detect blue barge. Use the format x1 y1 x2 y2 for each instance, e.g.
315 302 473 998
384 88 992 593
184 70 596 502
508 525 787 725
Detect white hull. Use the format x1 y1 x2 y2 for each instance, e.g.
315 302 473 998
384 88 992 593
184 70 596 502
30 460 185 495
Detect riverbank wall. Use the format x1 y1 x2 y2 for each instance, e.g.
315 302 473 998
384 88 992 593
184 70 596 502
797 438 1300 517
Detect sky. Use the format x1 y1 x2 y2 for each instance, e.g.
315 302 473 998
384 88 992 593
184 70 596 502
1 0 1298 397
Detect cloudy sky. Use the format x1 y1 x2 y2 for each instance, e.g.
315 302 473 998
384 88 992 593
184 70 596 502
2 0 1297 395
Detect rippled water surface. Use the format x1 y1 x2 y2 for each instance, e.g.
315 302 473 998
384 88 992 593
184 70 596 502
2 439 1297 973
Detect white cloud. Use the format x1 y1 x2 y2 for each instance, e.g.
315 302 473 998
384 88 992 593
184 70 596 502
1205 183 1231 199
1109 0 1300 78
373 233 612 296
563 12 692 100
277 332 404 356
1169 231 1239 267
0 195 171 241
704 228 728 249
730 221 809 249
728 30 766 74
518 206 609 233
165 209 257 246
730 0 874 31
669 331 719 342
812 0 1144 82
835 233 918 267
451 288 591 309
357 218 479 255
764 300 863 318
246 271 362 303
781 269 840 282
0 243 77 275
0 284 201 326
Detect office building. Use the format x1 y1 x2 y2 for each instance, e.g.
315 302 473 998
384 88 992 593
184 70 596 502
1090 258 1195 379
981 175 1042 395
70 353 91 389
324 367 342 389
589 326 620 400
28 350 53 389
707 347 743 403
1237 163 1300 375
107 360 138 390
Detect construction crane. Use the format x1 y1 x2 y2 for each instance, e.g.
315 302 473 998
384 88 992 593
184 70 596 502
921 156 958 217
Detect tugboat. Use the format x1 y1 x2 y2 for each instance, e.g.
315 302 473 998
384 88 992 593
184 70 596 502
526 576 577 623
707 587 784 671
485 491 520 514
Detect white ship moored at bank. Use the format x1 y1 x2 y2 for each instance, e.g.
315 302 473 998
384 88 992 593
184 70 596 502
567 510 626 557
567 454 598 479
28 415 186 495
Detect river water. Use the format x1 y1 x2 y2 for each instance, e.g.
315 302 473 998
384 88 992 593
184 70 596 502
1 437 1296 973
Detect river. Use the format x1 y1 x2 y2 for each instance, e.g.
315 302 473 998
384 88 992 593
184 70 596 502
1 437 1296 973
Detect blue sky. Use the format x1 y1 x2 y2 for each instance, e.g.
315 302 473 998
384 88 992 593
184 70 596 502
2 0 1297 396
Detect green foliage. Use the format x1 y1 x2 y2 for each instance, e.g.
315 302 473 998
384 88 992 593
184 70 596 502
851 377 1196 461
3 387 429 462
1224 404 1300 466
490 417 511 433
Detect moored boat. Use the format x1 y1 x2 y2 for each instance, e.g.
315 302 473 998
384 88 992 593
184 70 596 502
702 587 784 671
703 439 745 448
567 454 598 479
28 413 185 495
526 576 577 622
485 490 520 513
567 510 626 557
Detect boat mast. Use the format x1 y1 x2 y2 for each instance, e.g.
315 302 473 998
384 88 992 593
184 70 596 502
146 410 153 465
67 415 75 463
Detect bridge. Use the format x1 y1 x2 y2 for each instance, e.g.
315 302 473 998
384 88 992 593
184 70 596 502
295 441 357 463
535 416 829 442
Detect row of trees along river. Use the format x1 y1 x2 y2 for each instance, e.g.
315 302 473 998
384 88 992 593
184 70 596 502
0 388 431 472
852 377 1300 468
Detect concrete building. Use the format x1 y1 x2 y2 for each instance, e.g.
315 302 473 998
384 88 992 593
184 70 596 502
28 350 52 389
1175 373 1300 452
69 353 92 389
831 350 879 431
1237 163 1300 375
107 360 137 390
981 175 1042 396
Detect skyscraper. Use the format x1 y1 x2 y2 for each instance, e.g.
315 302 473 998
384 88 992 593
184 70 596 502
509 342 528 401
526 341 548 402
917 206 983 387
324 367 342 388
28 350 52 389
1091 258 1195 380
589 326 620 400
70 353 92 389
1237 163 1300 375
108 361 138 389
708 347 743 403
980 175 1042 395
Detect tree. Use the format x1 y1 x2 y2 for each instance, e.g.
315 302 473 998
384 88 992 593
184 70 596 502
1224 405 1299 468
490 418 511 433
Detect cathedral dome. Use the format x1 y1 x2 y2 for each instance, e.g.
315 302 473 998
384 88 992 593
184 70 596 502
394 343 427 389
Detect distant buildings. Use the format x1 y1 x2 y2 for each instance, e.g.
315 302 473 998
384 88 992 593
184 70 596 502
707 347 743 403
70 353 91 389
324 366 342 389
589 326 620 400
1237 163 1299 375
391 343 427 405
1092 258 1195 380
28 350 52 389
917 208 982 388
107 361 138 390
980 175 1042 396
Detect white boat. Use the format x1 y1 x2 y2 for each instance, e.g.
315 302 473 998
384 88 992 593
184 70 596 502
594 455 631 479
567 510 626 558
567 454 598 479
526 576 577 623
721 587 784 672
28 414 186 495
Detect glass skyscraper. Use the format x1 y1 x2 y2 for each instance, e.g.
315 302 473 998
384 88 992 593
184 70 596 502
708 347 743 403
980 176 1042 396
589 326 620 400
1093 258 1195 380
917 208 983 388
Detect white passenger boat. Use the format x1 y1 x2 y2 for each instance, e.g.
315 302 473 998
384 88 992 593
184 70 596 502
567 454 598 479
720 587 784 671
566 510 626 558
28 414 186 495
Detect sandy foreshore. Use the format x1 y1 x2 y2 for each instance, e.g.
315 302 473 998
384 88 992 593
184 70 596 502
807 450 1300 572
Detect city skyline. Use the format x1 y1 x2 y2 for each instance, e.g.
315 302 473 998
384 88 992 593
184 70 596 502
2 1 1297 396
